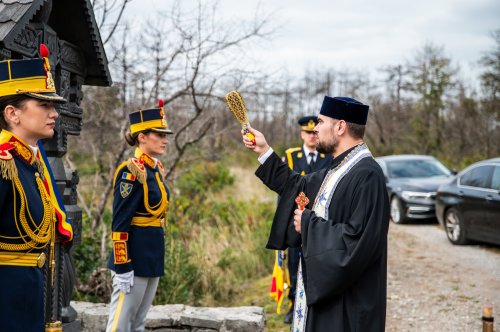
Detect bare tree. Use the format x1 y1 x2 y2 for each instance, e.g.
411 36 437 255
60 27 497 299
133 0 275 178
69 0 275 243
91 0 131 45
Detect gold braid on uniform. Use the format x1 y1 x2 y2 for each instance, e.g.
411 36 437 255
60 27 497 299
0 157 17 180
0 170 54 251
127 157 168 219
143 172 168 217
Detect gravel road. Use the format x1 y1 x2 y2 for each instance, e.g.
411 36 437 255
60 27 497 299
386 222 500 331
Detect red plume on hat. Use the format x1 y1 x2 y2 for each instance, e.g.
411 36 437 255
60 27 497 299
40 44 49 58
39 43 52 73
158 99 165 117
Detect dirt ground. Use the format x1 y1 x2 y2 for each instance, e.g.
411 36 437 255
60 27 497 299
386 222 500 331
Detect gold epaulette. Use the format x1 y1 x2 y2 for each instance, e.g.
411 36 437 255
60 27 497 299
285 147 301 154
126 157 146 184
0 143 17 180
285 147 302 170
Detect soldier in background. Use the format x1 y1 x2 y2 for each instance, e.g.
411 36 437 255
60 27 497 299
281 115 332 324
106 100 173 332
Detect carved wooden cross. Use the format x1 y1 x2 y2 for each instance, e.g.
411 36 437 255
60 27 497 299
295 192 310 210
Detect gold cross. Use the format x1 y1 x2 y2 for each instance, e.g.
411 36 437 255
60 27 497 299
295 192 310 210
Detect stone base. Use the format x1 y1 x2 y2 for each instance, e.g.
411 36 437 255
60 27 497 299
63 319 81 332
71 301 265 332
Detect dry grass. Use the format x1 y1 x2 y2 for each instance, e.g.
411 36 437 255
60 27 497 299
225 166 276 203
229 274 292 332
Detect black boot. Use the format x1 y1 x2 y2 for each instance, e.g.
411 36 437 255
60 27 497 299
284 305 294 324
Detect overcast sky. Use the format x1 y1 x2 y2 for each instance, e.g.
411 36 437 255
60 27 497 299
124 0 500 81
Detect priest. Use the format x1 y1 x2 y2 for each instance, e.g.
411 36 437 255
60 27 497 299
242 96 390 331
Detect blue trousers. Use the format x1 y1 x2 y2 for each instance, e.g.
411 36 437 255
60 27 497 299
0 265 44 331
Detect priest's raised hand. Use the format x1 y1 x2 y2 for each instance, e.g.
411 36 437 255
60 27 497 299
241 126 269 156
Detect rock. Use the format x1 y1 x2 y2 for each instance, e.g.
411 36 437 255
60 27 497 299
71 301 265 332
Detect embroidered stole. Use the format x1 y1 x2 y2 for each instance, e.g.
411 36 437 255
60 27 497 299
292 144 372 332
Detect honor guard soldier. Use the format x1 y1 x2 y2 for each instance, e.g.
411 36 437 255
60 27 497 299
0 44 73 331
282 115 332 324
106 100 173 332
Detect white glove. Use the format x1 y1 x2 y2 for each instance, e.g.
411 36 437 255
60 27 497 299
115 270 134 294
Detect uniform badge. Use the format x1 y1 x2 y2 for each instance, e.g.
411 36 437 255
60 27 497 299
43 58 56 90
113 241 128 264
307 119 316 130
297 152 303 158
120 182 133 198
45 70 55 90
122 172 135 181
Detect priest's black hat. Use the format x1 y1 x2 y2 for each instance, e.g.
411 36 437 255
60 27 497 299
319 96 369 125
298 115 318 131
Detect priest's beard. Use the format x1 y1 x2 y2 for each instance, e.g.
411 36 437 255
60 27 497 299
317 134 337 154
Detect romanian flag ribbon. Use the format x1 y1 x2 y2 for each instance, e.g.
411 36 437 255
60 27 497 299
269 250 290 314
38 141 73 242
122 172 136 181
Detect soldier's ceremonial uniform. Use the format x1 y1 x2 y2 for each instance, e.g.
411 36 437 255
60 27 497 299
284 146 331 176
0 45 72 331
107 148 169 277
106 102 172 332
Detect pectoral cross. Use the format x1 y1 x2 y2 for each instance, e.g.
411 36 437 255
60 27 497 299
295 192 310 211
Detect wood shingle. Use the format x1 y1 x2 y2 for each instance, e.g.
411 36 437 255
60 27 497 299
0 0 111 86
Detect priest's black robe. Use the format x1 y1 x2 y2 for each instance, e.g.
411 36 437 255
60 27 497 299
256 147 390 332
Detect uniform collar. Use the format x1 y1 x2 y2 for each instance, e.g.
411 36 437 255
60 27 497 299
302 144 318 158
30 145 39 156
134 148 157 168
0 130 37 164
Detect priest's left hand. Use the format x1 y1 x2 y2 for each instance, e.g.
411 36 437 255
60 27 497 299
293 208 304 233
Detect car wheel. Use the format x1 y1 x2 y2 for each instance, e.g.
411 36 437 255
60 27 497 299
390 196 407 224
444 208 468 245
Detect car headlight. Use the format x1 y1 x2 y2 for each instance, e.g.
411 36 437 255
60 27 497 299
401 191 435 203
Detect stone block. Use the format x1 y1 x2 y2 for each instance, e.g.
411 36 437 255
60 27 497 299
72 301 265 332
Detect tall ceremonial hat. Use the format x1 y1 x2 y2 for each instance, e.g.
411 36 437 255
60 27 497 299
129 99 174 135
319 96 369 125
298 115 318 132
0 44 66 102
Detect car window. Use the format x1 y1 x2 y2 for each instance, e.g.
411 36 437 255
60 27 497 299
386 159 451 178
459 165 493 189
491 166 500 190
